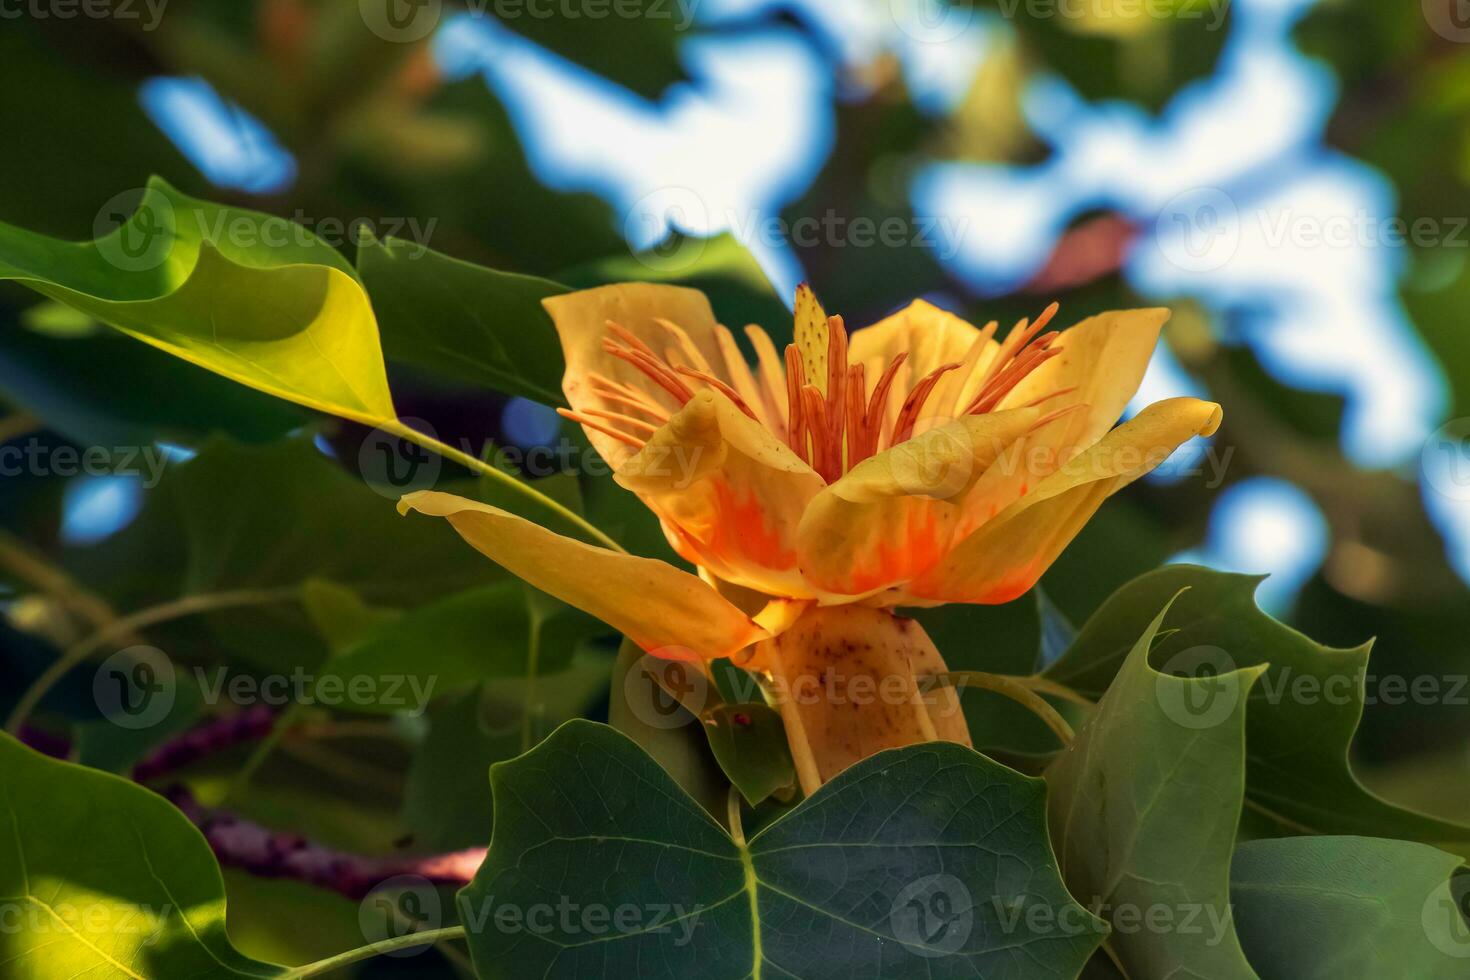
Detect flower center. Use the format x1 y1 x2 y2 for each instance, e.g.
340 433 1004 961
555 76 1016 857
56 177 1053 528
558 293 1074 482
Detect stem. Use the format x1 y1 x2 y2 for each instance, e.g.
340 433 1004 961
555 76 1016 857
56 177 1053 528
936 671 1076 746
5 587 299 735
382 420 625 554
282 926 468 978
727 786 747 847
226 701 304 804
1015 675 1096 708
0 528 128 635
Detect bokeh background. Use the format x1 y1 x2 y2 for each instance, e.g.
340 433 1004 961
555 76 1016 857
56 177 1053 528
2 0 1469 968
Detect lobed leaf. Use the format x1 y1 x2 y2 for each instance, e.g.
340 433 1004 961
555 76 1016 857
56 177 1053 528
1046 565 1470 856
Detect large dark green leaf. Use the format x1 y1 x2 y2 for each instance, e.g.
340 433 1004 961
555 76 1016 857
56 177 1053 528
357 235 568 406
1231 836 1470 979
1046 597 1265 979
1046 565 1470 856
0 733 287 977
459 719 1103 978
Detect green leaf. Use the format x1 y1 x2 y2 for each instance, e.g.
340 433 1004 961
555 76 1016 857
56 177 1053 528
0 177 396 426
357 235 568 405
97 437 493 609
1046 565 1470 856
606 639 728 820
562 233 791 348
458 719 1103 978
1045 595 1266 980
0 733 287 977
317 583 538 713
316 582 603 713
403 654 611 851
699 702 795 807
72 437 497 675
299 578 399 656
1231 836 1470 979
0 311 306 448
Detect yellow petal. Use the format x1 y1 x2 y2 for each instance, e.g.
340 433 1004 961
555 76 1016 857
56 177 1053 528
794 408 1040 595
615 389 825 597
999 307 1169 461
761 605 970 792
398 490 766 660
949 307 1170 537
909 397 1223 604
543 283 729 469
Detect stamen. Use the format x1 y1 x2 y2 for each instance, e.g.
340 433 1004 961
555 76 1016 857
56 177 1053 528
844 363 866 471
862 352 908 459
603 340 696 405
675 366 760 420
1020 385 1077 410
891 362 962 446
824 316 848 463
966 345 1062 415
582 408 660 435
1029 402 1088 433
784 344 808 463
556 408 645 448
605 320 659 360
588 374 671 421
653 317 715 376
715 324 771 428
800 385 835 481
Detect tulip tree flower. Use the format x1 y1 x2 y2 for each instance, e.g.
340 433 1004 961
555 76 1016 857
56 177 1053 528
400 282 1222 794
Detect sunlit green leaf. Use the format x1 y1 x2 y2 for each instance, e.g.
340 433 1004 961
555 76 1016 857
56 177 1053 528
0 733 287 978
0 177 396 426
